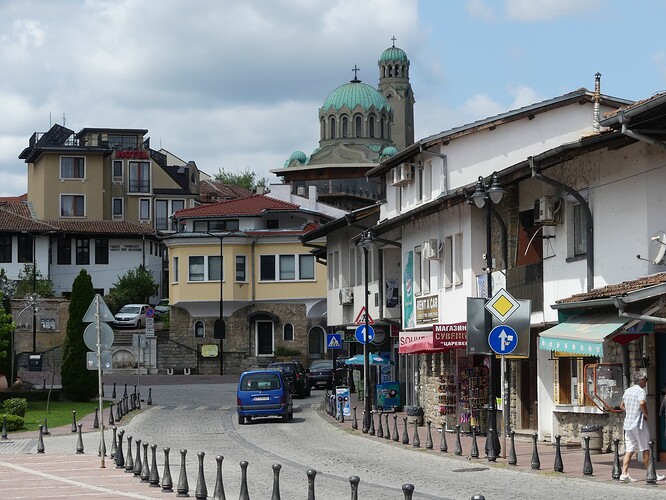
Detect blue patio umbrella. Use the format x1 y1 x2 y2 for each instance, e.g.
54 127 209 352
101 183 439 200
344 353 392 366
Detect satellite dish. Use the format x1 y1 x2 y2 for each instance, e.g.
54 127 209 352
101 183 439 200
649 231 666 265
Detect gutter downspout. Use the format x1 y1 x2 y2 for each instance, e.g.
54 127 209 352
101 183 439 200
530 156 594 291
617 110 666 152
249 237 257 357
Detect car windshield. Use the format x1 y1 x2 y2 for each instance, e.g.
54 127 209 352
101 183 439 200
119 306 140 314
241 373 281 391
158 300 169 307
310 360 333 370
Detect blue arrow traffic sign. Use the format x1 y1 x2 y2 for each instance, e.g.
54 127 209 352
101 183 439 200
488 325 518 354
355 325 375 344
327 333 342 349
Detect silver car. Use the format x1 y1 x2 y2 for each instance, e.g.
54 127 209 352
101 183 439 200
113 304 149 329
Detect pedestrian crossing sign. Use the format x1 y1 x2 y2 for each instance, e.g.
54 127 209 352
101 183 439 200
327 333 343 349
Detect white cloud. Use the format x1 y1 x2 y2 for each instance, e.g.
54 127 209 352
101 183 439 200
465 0 497 22
503 0 601 22
507 84 542 109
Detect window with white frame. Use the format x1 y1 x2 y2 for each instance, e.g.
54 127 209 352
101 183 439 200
188 255 222 282
60 157 85 179
172 256 179 283
61 195 85 217
208 256 222 281
235 255 247 282
453 233 463 285
348 247 356 287
327 251 339 289
139 198 151 221
421 251 431 294
444 236 453 287
112 198 124 220
128 161 150 193
113 160 123 183
194 320 205 338
283 323 294 341
189 256 204 281
414 245 422 295
571 203 588 257
260 254 315 281
416 162 432 203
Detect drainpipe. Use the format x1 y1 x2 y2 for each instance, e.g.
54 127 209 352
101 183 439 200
617 110 666 152
530 156 594 291
592 73 601 133
249 237 257 357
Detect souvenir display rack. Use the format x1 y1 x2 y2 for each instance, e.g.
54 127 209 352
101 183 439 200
457 358 489 434
437 372 457 430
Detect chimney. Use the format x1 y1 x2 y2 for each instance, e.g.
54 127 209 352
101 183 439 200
297 186 306 196
255 185 265 195
593 72 601 133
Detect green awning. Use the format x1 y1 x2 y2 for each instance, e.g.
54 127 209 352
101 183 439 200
538 311 628 357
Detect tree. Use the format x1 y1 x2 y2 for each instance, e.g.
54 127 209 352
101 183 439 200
14 264 54 299
214 167 269 192
0 291 14 379
105 265 158 313
60 270 97 401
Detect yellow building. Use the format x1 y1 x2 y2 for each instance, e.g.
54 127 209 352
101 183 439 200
162 194 331 374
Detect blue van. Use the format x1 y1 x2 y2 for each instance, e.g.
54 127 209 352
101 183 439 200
236 369 293 424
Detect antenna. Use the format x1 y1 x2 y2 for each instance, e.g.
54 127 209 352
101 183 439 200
62 113 66 126
637 231 666 265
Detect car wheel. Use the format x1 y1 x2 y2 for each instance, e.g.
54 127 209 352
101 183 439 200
305 386 311 397
238 414 245 425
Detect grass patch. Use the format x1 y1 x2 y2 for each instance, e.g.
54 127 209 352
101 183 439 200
19 400 109 432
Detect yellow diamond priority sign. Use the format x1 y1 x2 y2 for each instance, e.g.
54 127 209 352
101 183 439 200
485 288 520 324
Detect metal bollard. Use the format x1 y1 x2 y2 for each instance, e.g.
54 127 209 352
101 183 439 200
339 400 345 423
487 428 497 462
148 387 153 405
612 438 621 480
123 383 128 398
101 382 105 398
239 461 250 500
369 410 375 436
531 433 541 470
137 392 141 410
93 407 99 429
582 436 593 476
454 424 462 456
112 382 117 399
148 445 160 488
71 410 77 432
109 402 115 426
177 449 189 497
195 451 207 499
470 426 479 458
98 424 106 457
115 430 125 468
402 483 415 500
384 413 391 440
307 468 316 500
43 416 50 435
401 416 409 445
213 455 226 500
141 442 150 482
376 410 383 438
554 435 564 472
125 435 134 472
162 447 174 493
133 439 142 477
393 415 399 442
349 476 360 500
270 463 280 500
37 424 45 453
116 399 122 421
647 440 658 484
352 407 358 430
1 415 7 439
412 419 420 448
508 430 517 465
439 425 448 453
110 426 117 462
76 423 85 454
471 496 486 500
425 420 433 449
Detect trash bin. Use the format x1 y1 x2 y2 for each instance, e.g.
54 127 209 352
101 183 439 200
28 354 42 371
581 425 604 454
406 405 424 426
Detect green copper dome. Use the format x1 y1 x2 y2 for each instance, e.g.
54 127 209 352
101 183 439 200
380 46 408 63
381 146 398 157
322 80 390 113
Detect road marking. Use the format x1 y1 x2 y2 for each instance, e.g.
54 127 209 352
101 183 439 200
174 405 188 411
195 405 208 410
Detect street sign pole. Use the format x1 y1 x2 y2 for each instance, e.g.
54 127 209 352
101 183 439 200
95 295 105 468
501 355 507 459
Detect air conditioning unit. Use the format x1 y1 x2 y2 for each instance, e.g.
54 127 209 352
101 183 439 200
391 163 414 187
534 196 556 224
339 287 354 305
423 238 443 259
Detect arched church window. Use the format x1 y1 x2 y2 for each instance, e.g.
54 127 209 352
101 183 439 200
355 115 362 137
330 117 336 139
320 118 326 140
380 117 385 139
368 116 375 138
388 66 393 77
342 116 348 138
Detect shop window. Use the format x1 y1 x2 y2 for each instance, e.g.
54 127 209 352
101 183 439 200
553 356 596 405
584 363 623 412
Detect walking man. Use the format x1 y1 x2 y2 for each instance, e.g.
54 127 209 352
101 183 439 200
620 371 665 482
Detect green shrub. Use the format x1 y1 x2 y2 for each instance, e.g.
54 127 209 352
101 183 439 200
3 414 25 431
274 346 301 357
3 397 27 417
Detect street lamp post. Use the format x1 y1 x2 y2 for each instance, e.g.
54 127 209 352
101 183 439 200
206 231 233 375
358 231 374 434
471 172 504 459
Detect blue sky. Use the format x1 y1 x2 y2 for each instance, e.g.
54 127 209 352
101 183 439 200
1 0 665 196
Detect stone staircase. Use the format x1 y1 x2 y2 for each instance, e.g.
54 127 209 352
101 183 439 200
238 356 274 372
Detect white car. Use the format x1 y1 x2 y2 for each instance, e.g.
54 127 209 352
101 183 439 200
113 304 150 329
155 299 170 318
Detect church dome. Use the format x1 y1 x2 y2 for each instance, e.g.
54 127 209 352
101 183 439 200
289 150 307 164
380 45 408 63
381 146 398 157
322 80 391 113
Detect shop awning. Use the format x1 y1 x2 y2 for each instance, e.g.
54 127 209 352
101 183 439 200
538 311 628 357
399 336 466 354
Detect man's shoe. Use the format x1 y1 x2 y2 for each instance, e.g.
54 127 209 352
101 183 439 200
656 474 666 481
619 474 637 483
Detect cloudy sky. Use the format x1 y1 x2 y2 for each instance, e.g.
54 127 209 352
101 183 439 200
2 0 666 196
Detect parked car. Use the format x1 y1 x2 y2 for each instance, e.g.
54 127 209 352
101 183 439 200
267 361 311 398
113 303 150 329
154 298 170 319
236 369 293 424
309 358 349 389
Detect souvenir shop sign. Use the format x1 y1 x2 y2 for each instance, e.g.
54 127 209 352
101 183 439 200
432 322 466 349
415 294 439 325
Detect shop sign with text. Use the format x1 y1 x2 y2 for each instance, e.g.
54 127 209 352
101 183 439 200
432 322 467 349
415 294 439 325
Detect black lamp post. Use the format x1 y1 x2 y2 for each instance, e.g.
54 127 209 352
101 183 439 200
470 172 504 457
206 231 234 375
357 230 375 433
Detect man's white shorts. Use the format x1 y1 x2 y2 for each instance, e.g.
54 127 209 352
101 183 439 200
625 426 650 453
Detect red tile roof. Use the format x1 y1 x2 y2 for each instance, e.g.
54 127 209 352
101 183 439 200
245 222 321 237
0 194 27 204
175 194 300 218
199 180 253 202
556 272 666 303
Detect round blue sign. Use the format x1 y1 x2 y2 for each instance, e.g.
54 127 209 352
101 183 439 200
488 325 518 354
355 325 375 344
